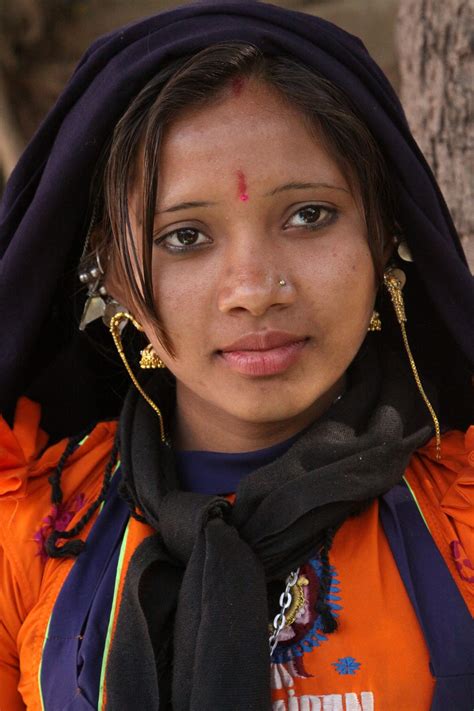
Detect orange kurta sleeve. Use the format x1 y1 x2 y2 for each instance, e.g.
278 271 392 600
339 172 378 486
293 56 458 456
0 545 27 711
0 398 46 709
0 397 117 710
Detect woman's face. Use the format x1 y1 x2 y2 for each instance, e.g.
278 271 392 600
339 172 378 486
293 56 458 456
122 79 377 450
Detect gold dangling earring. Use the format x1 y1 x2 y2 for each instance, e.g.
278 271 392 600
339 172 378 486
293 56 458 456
383 267 441 460
368 310 382 331
109 311 167 443
139 343 166 369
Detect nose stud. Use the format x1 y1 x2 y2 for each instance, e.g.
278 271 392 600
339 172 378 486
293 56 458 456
278 278 287 287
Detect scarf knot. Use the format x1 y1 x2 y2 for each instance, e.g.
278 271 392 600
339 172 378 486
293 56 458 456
206 498 232 522
157 491 232 564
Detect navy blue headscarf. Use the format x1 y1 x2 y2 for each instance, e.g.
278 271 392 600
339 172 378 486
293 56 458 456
0 0 472 436
1 4 472 709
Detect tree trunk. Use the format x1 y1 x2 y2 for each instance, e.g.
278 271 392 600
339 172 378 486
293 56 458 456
396 0 474 269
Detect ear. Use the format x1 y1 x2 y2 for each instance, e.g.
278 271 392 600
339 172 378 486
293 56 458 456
382 235 397 267
93 224 130 310
103 249 127 305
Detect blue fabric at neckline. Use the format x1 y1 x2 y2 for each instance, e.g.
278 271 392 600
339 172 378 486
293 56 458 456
175 431 301 495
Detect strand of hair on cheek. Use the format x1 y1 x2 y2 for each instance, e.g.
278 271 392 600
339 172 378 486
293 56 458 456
45 429 121 559
315 527 338 634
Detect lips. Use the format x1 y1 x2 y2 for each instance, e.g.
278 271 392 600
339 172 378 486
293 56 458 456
217 331 308 376
220 331 306 352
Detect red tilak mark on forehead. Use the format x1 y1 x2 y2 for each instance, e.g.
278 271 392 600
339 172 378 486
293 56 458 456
236 170 249 202
232 77 245 96
237 170 249 202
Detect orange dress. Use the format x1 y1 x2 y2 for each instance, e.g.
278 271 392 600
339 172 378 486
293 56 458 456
0 397 473 711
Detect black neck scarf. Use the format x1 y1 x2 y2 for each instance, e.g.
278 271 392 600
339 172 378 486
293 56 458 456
106 343 434 710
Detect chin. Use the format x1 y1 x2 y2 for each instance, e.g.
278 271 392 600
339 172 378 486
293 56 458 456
225 390 325 425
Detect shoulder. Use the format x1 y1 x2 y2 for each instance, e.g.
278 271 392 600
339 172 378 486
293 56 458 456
0 396 117 611
406 426 474 610
0 396 118 501
407 426 473 517
0 396 118 522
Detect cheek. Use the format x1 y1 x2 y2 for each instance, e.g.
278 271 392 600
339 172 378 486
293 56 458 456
296 238 376 332
151 264 212 349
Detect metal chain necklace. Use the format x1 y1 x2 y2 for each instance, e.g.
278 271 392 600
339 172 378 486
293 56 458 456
268 392 344 657
268 567 300 656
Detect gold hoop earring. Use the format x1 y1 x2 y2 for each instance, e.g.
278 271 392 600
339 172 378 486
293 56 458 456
383 267 441 459
368 310 382 331
109 312 166 443
140 344 166 369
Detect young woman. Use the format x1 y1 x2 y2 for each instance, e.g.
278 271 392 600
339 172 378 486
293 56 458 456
0 2 472 710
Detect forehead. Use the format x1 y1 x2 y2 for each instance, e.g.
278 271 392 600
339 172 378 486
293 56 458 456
155 80 349 200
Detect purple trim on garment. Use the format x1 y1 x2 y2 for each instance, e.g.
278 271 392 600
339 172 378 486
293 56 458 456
380 484 474 710
41 469 129 710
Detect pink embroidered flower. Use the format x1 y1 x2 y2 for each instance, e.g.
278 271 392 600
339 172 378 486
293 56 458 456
450 539 474 583
278 576 312 643
33 493 86 561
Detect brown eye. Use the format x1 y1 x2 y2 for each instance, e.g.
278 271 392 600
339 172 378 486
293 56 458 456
155 226 211 252
175 228 200 245
286 204 337 230
298 206 321 223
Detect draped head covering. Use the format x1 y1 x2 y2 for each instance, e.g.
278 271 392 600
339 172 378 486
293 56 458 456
0 0 472 437
1 3 472 709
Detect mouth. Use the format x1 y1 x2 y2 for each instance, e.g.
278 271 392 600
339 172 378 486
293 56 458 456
217 331 309 377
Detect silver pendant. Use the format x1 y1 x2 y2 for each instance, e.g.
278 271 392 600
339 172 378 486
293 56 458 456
79 295 106 330
102 299 128 330
397 241 414 262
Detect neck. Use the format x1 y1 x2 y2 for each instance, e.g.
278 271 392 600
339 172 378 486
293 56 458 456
173 376 345 452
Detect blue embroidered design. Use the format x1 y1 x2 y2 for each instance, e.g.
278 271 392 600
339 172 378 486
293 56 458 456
332 656 361 675
271 558 342 665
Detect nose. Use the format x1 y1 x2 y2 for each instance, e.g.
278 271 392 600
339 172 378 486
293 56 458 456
216 242 296 317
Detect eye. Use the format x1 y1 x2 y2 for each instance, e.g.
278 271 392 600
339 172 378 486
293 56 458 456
285 204 337 230
155 227 211 252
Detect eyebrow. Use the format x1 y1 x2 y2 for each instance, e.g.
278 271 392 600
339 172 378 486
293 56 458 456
155 200 218 214
155 181 349 213
264 181 349 196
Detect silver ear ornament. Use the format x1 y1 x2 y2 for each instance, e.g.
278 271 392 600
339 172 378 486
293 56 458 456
396 240 414 263
78 252 127 331
78 252 108 330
